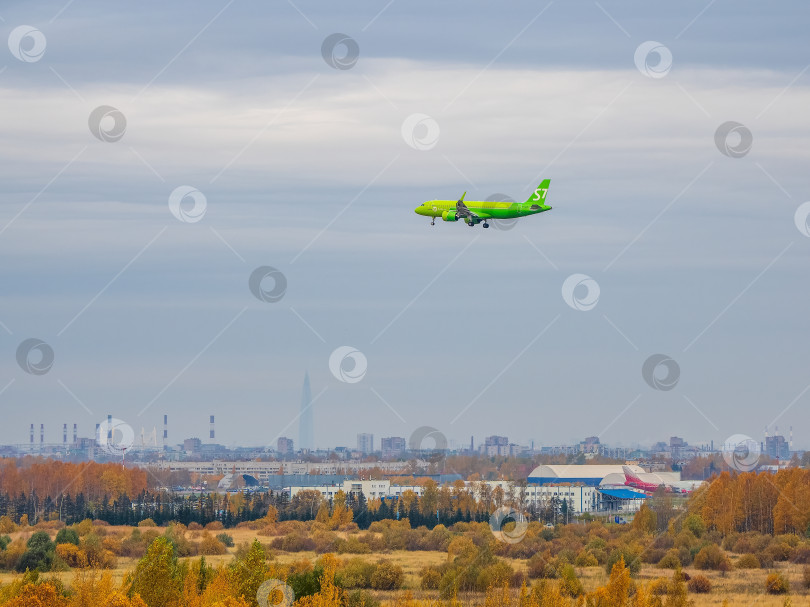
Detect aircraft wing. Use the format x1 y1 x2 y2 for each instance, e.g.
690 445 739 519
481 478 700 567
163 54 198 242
455 200 478 218
456 201 491 219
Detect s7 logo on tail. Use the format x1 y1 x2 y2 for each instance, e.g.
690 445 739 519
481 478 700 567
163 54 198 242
531 188 548 201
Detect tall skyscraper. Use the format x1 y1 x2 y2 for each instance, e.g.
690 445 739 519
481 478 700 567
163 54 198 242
299 372 313 450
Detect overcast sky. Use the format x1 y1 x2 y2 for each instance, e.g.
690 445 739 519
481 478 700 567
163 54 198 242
1 1 809 452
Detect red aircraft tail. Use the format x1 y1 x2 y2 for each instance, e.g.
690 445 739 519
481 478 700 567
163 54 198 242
622 465 643 483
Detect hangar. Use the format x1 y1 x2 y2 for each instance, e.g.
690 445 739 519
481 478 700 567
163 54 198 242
528 464 646 487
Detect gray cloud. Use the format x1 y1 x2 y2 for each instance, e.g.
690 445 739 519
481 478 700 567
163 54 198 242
1 1 809 449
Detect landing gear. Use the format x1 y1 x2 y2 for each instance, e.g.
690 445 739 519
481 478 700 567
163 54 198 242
483 222 490 229
430 218 435 226
468 220 475 227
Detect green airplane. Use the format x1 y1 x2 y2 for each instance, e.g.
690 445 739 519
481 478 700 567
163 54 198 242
415 179 552 228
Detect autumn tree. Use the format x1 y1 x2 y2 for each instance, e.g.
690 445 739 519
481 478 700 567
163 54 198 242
229 539 268 605
127 537 182 607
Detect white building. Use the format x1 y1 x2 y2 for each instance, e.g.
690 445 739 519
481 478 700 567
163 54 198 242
288 479 424 501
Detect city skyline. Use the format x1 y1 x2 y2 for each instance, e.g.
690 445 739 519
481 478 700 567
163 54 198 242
4 415 800 457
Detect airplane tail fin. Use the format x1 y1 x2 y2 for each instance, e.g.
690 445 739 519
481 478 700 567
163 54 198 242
622 465 642 482
525 179 551 206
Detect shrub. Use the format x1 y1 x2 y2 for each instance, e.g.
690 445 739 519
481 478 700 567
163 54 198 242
648 577 669 595
287 566 323 600
756 550 775 569
198 533 226 555
688 574 712 593
101 535 122 556
16 531 56 572
421 566 442 590
0 535 11 551
346 590 380 607
55 543 88 568
188 522 203 531
340 558 375 589
736 553 761 569
643 548 667 564
477 561 515 590
527 554 556 579
81 533 117 569
370 560 404 590
204 521 224 531
558 564 584 597
606 548 641 576
732 535 753 553
335 536 370 555
55 528 80 546
511 571 528 588
694 544 731 571
657 549 681 569
768 541 794 562
0 538 26 570
765 572 789 594
216 532 234 548
574 550 598 567
793 546 810 564
683 514 705 538
138 518 157 528
0 516 16 534
163 524 196 557
121 529 147 558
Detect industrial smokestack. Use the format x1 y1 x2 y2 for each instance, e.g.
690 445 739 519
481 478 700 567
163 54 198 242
40 423 44 444
73 423 77 444
163 414 168 448
209 415 215 440
63 423 67 444
30 423 34 444
107 414 112 442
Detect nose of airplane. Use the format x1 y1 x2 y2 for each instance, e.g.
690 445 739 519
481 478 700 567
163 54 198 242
414 204 426 215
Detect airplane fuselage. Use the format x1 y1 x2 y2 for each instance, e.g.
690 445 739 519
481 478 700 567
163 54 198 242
415 180 552 227
415 199 551 222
